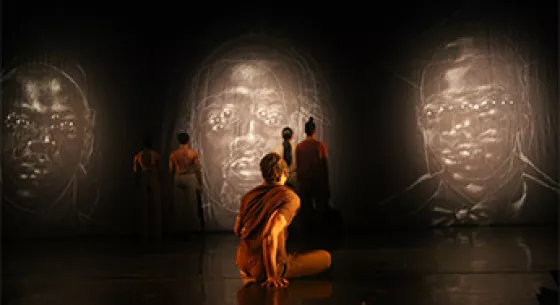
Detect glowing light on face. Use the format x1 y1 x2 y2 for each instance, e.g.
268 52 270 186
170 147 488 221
176 37 333 219
380 36 559 226
419 40 530 202
2 62 96 213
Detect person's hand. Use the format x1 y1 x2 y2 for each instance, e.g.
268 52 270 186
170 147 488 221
261 276 289 288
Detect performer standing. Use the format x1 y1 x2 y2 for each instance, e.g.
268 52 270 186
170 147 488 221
169 132 204 238
296 117 331 236
133 137 162 239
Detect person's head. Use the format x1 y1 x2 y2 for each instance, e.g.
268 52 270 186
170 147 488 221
259 152 288 185
282 127 293 141
177 132 190 145
304 117 316 136
143 137 152 149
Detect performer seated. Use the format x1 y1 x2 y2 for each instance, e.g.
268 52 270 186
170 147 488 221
234 153 331 288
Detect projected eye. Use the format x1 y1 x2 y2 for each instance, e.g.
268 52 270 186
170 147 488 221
4 113 31 129
208 108 238 131
256 109 285 127
423 104 441 120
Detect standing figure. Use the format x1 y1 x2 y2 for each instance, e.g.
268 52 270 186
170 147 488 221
234 153 331 287
274 127 298 192
133 137 162 239
169 132 204 236
295 117 330 236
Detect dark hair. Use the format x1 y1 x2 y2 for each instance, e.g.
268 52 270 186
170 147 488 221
177 132 190 145
304 117 316 136
281 127 293 166
260 153 288 184
143 137 152 149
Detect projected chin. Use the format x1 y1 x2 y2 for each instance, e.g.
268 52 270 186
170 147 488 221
2 64 91 208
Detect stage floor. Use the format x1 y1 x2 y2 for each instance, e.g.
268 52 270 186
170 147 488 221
3 226 558 305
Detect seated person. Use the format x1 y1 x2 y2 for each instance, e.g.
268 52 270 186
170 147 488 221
234 153 331 288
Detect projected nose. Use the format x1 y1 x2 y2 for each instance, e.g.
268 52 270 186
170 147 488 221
233 121 262 151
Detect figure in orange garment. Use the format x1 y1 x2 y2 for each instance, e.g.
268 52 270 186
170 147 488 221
169 132 204 236
295 117 330 236
234 153 331 288
133 137 162 239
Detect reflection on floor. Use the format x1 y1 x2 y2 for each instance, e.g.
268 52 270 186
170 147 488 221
3 227 558 305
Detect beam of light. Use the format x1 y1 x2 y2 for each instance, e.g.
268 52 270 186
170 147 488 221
175 36 334 221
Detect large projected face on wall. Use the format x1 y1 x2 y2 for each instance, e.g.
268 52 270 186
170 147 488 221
380 37 559 225
2 62 96 216
419 38 532 201
176 36 333 225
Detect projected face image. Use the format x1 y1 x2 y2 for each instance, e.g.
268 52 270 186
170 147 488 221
420 69 524 199
2 63 94 211
197 62 295 208
179 38 334 220
380 37 559 226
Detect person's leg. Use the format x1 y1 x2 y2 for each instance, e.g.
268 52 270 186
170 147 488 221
172 177 186 235
196 189 205 232
183 174 202 234
282 250 331 279
298 185 315 237
139 176 151 239
150 176 162 240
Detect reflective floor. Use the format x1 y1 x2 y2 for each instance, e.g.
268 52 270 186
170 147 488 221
3 227 558 305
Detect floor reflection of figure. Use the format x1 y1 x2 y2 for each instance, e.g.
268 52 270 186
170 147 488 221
296 117 331 236
237 280 332 305
234 153 331 288
169 132 204 238
133 137 162 240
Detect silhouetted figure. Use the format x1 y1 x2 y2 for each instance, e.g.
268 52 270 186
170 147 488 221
296 117 331 236
133 137 162 239
275 127 298 192
169 132 204 237
234 153 331 288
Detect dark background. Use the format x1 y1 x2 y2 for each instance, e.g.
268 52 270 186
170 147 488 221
2 0 558 237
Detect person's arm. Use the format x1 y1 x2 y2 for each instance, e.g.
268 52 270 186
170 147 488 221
261 211 289 287
320 143 330 197
168 154 175 175
193 152 203 187
234 215 242 236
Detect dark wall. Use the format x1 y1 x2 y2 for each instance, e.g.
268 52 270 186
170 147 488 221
2 0 558 237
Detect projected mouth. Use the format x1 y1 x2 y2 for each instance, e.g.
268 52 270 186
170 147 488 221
440 137 503 178
226 156 262 187
15 161 52 181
